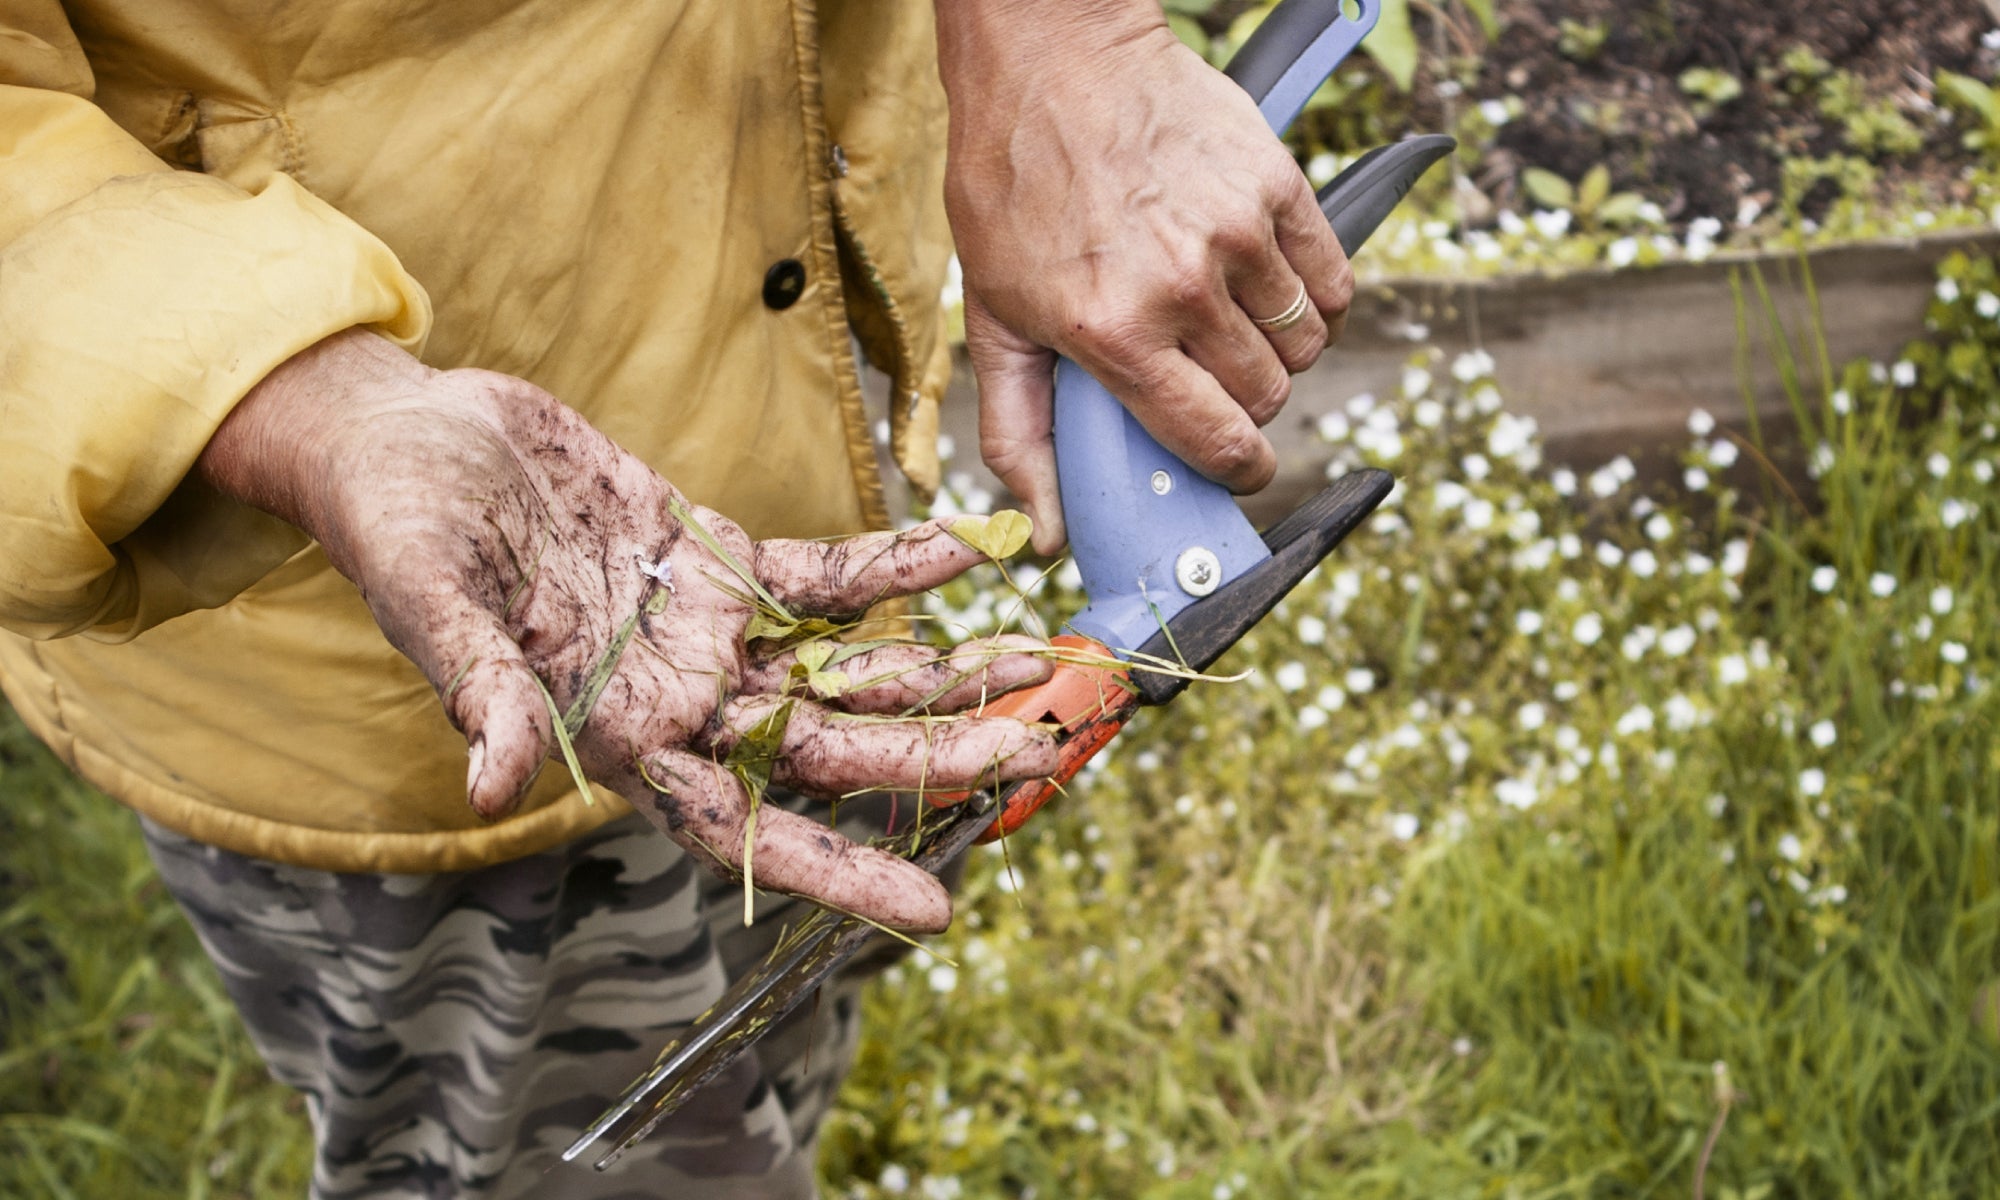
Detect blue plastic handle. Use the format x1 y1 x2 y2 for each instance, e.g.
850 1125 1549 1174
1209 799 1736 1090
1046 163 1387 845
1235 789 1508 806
1059 0 1380 653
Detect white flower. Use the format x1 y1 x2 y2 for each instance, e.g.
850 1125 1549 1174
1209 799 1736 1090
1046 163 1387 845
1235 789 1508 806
1479 98 1511 125
1977 461 1995 484
1717 654 1749 686
1978 291 2000 319
1315 411 1351 441
1615 705 1655 736
1684 552 1714 575
1931 586 1954 615
1463 498 1496 530
1452 349 1496 382
1778 832 1804 861
1531 208 1572 239
1297 705 1328 731
1943 641 1969 664
1684 466 1711 491
1516 610 1544 636
1629 549 1659 578
1645 513 1673 541
880 1165 911 1193
1551 467 1578 496
1799 769 1826 797
1595 542 1624 568
921 1176 964 1200
1573 613 1604 646
1938 277 1962 303
1345 667 1376 694
1941 498 1973 529
1346 391 1378 417
1810 720 1836 749
1498 209 1528 236
1606 236 1640 268
1273 661 1309 692
1389 812 1421 840
1664 694 1700 731
1402 366 1433 398
1315 684 1347 711
1870 572 1897 598
1495 777 1538 809
1707 439 1740 468
1892 360 1917 388
1461 453 1492 481
1489 412 1538 461
1830 389 1852 415
1661 625 1697 656
1928 452 1952 479
1687 408 1716 437
928 964 959 993
1811 565 1838 593
1589 466 1622 498
1518 702 1547 731
1413 398 1445 428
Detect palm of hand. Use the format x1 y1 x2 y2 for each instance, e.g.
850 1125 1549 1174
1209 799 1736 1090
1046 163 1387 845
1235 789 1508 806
310 369 1053 932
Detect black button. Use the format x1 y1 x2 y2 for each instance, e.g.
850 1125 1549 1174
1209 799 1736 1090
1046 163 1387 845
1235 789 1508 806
762 259 806 310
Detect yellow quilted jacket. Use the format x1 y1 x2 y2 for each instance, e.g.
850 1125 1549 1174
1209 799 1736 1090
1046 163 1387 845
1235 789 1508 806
0 0 954 872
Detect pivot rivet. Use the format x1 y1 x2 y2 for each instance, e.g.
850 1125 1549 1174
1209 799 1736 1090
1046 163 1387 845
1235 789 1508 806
1175 547 1222 597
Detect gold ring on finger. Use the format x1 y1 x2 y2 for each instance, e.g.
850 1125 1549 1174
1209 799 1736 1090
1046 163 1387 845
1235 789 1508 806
1250 283 1311 333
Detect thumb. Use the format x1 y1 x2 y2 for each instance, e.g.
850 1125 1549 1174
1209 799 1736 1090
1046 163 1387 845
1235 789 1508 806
965 290 1066 555
405 594 556 821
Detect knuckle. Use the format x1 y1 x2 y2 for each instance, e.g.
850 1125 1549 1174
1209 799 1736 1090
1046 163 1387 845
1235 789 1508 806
1277 332 1324 375
1322 259 1356 314
1242 368 1292 425
1203 425 1272 483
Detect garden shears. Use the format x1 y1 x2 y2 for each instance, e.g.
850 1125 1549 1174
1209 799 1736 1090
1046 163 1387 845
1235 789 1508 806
565 0 1453 1168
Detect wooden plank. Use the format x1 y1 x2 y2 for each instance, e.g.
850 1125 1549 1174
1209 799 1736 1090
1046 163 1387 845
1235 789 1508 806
931 228 2000 521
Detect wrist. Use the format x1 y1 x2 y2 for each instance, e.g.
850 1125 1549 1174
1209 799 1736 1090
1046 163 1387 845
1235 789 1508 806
934 0 1168 100
197 328 434 539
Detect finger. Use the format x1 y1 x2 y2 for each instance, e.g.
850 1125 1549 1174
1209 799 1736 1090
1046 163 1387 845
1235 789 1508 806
711 695 1056 799
1231 250 1331 377
966 290 1067 554
404 591 555 821
753 519 990 617
1178 298 1295 429
741 635 1055 714
1088 346 1278 494
1268 169 1354 347
618 749 954 933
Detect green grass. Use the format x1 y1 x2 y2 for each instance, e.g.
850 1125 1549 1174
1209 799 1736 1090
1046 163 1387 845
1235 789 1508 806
8 254 2000 1198
0 718 312 1198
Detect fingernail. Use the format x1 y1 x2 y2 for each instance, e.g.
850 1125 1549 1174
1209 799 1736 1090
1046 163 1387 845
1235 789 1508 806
466 737 487 806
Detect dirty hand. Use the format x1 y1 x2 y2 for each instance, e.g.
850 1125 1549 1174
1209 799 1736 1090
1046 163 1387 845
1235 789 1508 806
937 0 1352 554
197 330 1058 933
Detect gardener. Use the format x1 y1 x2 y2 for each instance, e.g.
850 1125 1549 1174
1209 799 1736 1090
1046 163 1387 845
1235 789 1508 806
0 1 1352 1195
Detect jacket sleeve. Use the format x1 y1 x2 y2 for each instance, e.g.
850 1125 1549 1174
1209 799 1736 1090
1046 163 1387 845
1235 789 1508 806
0 4 432 642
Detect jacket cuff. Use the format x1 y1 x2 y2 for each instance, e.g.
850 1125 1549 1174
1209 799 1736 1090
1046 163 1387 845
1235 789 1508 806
0 168 431 641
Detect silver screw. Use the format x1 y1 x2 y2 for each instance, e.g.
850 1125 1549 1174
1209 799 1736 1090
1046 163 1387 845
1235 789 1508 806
1175 547 1222 597
1150 469 1173 495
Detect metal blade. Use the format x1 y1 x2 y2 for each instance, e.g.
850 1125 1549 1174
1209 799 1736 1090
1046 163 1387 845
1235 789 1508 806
563 786 1007 1170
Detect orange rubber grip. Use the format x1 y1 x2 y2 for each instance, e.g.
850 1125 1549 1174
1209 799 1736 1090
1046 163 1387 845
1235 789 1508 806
928 634 1139 841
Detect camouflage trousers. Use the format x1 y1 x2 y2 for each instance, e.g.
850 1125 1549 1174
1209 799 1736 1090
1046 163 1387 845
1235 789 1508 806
140 802 880 1200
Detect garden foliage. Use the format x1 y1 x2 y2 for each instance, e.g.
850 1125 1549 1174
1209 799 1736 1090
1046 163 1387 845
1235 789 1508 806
825 253 2000 1199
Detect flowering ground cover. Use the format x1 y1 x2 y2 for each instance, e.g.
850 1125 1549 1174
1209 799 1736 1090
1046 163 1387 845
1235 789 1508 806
822 254 2000 1198
4 255 2000 1197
